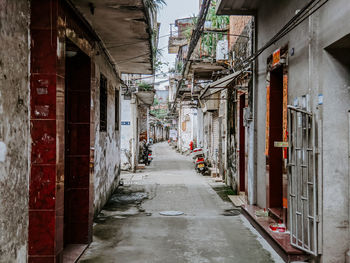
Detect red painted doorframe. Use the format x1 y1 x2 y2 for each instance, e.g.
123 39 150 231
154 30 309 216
267 67 284 209
64 40 92 247
29 1 95 261
239 93 246 192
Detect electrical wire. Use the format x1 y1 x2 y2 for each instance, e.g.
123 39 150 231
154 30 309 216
236 0 327 71
199 0 329 100
116 45 168 64
172 0 212 112
128 71 175 81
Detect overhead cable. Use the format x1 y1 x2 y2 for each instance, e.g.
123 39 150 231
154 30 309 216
172 0 212 112
200 0 329 101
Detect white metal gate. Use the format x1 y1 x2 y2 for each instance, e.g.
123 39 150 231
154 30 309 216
212 112 220 161
287 106 318 255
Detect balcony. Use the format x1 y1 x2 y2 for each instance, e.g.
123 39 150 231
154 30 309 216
136 82 155 106
168 17 194 54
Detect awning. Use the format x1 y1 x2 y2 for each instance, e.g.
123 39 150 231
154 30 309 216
216 0 259 15
200 70 243 100
136 91 155 106
71 0 155 74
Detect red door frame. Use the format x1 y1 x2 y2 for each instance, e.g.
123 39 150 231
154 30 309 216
64 40 92 247
239 93 246 192
267 67 284 209
29 1 95 261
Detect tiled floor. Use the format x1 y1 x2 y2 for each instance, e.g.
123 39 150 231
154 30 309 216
242 204 308 262
62 244 88 263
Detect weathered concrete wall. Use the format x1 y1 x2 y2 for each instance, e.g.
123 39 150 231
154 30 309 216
197 108 204 148
254 0 350 261
219 90 227 179
120 98 133 170
191 109 198 146
317 0 350 261
178 105 193 153
203 111 213 163
255 0 310 209
120 96 139 171
0 1 30 261
93 54 121 215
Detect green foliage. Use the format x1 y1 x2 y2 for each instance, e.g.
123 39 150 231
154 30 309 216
153 46 169 73
184 15 198 41
201 0 230 58
175 60 183 73
150 108 168 119
145 0 166 13
153 97 159 105
151 97 169 119
206 0 229 29
138 82 153 91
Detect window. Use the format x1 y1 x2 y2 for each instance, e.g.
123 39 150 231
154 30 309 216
100 74 107 132
115 89 119 131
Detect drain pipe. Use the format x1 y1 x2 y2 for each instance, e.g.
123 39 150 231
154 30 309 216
247 16 257 205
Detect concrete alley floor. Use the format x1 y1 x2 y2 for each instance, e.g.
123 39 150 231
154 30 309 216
79 142 283 263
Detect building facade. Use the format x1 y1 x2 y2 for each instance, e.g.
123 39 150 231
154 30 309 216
0 0 155 261
216 0 350 261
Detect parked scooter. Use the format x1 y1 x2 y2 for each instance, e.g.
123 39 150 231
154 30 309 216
140 141 153 166
147 147 153 165
192 148 208 174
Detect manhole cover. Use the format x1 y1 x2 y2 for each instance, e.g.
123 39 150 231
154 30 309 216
159 211 184 216
221 209 241 216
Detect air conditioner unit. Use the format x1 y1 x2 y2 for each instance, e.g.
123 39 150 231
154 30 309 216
204 93 219 111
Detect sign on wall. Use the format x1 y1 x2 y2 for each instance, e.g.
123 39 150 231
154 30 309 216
272 49 281 67
121 121 131 125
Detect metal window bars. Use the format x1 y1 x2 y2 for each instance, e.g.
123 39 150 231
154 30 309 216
287 105 318 256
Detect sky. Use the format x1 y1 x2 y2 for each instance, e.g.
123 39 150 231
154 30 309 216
155 0 199 87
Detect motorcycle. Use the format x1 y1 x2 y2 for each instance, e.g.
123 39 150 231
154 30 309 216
147 148 153 165
195 156 208 174
192 148 208 174
140 142 152 166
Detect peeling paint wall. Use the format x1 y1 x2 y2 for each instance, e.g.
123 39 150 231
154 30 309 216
120 98 133 170
93 54 121 215
178 105 193 153
254 0 350 260
0 0 30 261
120 94 139 171
138 104 148 142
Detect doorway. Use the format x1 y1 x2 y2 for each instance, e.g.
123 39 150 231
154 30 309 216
64 40 92 248
239 93 246 193
267 67 284 210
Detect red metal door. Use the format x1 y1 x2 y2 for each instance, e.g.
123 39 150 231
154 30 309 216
239 94 246 192
64 42 92 245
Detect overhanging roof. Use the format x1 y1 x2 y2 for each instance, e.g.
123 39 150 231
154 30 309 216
187 60 227 80
200 70 243 99
216 0 259 15
71 0 154 74
136 91 155 106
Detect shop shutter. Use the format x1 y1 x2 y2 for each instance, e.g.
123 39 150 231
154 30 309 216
212 111 220 162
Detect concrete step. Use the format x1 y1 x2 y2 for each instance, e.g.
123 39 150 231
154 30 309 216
137 164 146 169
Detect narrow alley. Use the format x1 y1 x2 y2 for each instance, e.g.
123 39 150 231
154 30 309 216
2 0 350 262
79 142 282 263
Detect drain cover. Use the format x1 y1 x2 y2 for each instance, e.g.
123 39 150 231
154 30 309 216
159 211 184 216
221 209 241 216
